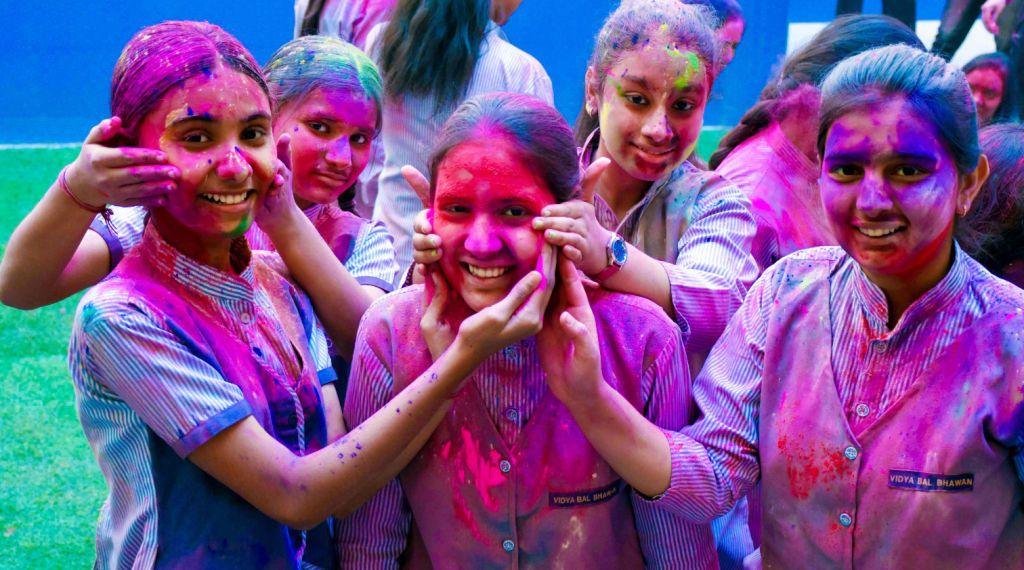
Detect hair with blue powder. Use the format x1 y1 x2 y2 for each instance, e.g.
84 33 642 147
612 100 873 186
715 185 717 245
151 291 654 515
264 35 384 135
429 92 581 203
574 0 719 144
679 0 743 28
709 14 923 169
376 0 491 112
817 44 980 174
963 52 1015 124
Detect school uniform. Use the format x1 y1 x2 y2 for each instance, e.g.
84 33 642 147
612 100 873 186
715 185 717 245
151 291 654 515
336 285 718 568
292 0 396 49
366 21 554 273
715 122 835 272
69 223 338 568
658 245 1024 568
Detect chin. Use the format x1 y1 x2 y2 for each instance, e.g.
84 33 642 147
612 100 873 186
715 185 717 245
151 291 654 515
460 289 505 313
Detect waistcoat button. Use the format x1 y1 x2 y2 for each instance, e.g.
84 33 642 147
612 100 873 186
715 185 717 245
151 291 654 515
499 460 512 473
839 513 853 527
873 340 888 354
240 312 253 325
844 446 858 461
855 403 871 417
502 539 515 552
505 408 519 422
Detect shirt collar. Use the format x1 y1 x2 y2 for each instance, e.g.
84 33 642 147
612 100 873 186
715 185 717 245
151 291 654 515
764 122 818 181
141 222 256 303
852 243 969 332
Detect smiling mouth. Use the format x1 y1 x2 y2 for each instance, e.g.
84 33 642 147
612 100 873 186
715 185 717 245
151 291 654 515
632 143 676 157
462 263 513 279
199 190 254 205
315 171 352 185
857 226 904 238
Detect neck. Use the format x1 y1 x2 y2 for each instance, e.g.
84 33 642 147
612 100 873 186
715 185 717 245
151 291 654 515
863 235 955 329
776 109 818 164
593 144 651 221
293 194 315 210
150 210 238 273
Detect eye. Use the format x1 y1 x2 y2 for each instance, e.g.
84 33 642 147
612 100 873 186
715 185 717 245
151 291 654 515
501 205 530 218
828 164 862 182
624 93 648 106
241 126 267 142
442 204 470 215
890 165 929 180
672 100 696 112
307 121 329 134
352 133 369 145
182 131 211 144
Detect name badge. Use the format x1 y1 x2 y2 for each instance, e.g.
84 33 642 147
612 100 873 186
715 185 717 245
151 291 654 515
549 480 623 508
888 469 974 493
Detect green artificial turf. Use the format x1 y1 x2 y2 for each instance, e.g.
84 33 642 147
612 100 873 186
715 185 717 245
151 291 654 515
0 128 728 567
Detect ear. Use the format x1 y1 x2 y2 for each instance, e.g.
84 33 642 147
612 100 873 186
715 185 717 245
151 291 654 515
584 67 600 116
958 154 990 216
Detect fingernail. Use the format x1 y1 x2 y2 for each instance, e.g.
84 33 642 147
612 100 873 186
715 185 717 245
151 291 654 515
429 236 440 247
168 168 180 179
532 219 543 229
541 208 552 216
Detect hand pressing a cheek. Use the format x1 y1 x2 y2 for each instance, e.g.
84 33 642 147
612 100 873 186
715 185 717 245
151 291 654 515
66 116 179 209
255 135 305 239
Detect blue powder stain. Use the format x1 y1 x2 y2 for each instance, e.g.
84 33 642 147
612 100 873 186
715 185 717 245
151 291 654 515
186 107 194 117
631 33 639 44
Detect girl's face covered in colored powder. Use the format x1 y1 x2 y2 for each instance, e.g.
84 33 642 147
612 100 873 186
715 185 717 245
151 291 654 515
820 98 973 283
590 38 709 182
966 67 1003 126
274 87 377 208
137 65 275 240
717 17 744 69
433 134 555 312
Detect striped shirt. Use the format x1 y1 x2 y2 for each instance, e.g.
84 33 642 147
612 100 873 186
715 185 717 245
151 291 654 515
715 122 835 271
336 286 717 568
366 21 555 273
657 245 1024 522
292 0 396 49
69 223 336 568
91 203 399 292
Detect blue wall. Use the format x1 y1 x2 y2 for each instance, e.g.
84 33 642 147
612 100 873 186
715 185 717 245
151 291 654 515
3 0 937 144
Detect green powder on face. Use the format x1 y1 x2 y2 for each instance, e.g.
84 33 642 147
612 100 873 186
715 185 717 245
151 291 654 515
666 49 701 91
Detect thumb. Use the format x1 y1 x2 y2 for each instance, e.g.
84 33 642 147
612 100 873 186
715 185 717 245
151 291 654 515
402 165 432 208
580 157 610 203
276 134 292 171
84 116 123 145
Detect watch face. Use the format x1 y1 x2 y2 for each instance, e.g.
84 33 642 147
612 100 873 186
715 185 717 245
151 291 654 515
610 236 628 265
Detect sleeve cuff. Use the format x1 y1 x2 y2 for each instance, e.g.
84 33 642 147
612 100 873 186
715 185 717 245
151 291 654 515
89 218 124 271
319 366 340 386
355 276 395 293
174 399 253 458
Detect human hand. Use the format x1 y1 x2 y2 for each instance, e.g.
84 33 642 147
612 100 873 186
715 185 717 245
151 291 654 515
452 243 557 365
530 157 612 274
65 116 178 209
538 250 604 408
411 208 441 266
255 135 304 238
982 0 1009 34
420 266 455 361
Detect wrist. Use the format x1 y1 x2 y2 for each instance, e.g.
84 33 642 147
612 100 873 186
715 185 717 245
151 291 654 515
262 203 306 242
561 375 612 418
62 165 107 211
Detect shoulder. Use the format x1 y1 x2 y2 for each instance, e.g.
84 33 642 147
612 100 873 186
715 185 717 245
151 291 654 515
360 284 424 331
963 255 1024 316
589 289 683 352
751 246 845 301
75 276 163 338
480 29 549 79
665 162 750 209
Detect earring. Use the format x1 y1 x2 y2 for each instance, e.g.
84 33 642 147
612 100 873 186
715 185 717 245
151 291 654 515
585 102 596 116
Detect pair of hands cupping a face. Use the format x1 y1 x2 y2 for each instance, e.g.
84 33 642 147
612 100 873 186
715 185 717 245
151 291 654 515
406 158 613 405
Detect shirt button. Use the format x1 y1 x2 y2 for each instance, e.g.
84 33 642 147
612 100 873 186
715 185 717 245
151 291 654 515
873 340 888 354
499 460 512 474
855 403 871 418
240 313 253 325
502 539 515 552
844 446 858 461
839 513 853 527
505 408 519 422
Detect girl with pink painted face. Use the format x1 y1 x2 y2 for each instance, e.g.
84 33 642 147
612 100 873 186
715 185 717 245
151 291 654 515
338 92 718 568
66 22 542 569
651 45 1024 567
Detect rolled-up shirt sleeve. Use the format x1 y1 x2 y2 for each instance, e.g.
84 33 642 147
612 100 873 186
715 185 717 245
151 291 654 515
335 312 411 568
345 221 401 293
661 175 758 356
79 301 251 458
632 327 718 568
653 267 770 523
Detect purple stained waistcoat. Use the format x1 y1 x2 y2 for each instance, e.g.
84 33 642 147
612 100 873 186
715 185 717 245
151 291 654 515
339 284 718 568
757 251 1024 568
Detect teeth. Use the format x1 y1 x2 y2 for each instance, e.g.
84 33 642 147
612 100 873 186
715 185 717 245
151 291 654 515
200 192 248 205
859 227 900 237
466 264 511 279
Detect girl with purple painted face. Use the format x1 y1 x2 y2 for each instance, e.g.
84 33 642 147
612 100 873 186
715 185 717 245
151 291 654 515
338 92 717 568
648 45 1024 567
65 22 522 569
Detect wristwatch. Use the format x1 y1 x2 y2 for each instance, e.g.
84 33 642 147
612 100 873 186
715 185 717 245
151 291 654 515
594 233 628 282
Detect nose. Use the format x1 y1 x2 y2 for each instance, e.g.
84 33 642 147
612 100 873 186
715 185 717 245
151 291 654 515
324 137 353 171
216 145 252 184
855 171 894 216
463 215 503 257
640 108 672 145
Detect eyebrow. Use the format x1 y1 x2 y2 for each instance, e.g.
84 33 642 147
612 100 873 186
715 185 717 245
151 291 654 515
825 150 939 163
620 75 650 90
168 111 269 128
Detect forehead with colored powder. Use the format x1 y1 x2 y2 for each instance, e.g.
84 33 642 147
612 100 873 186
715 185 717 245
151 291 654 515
824 98 947 166
275 87 377 132
606 34 708 96
434 134 556 209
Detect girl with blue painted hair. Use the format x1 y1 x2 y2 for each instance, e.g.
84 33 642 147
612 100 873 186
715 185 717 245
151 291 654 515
635 43 1024 567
